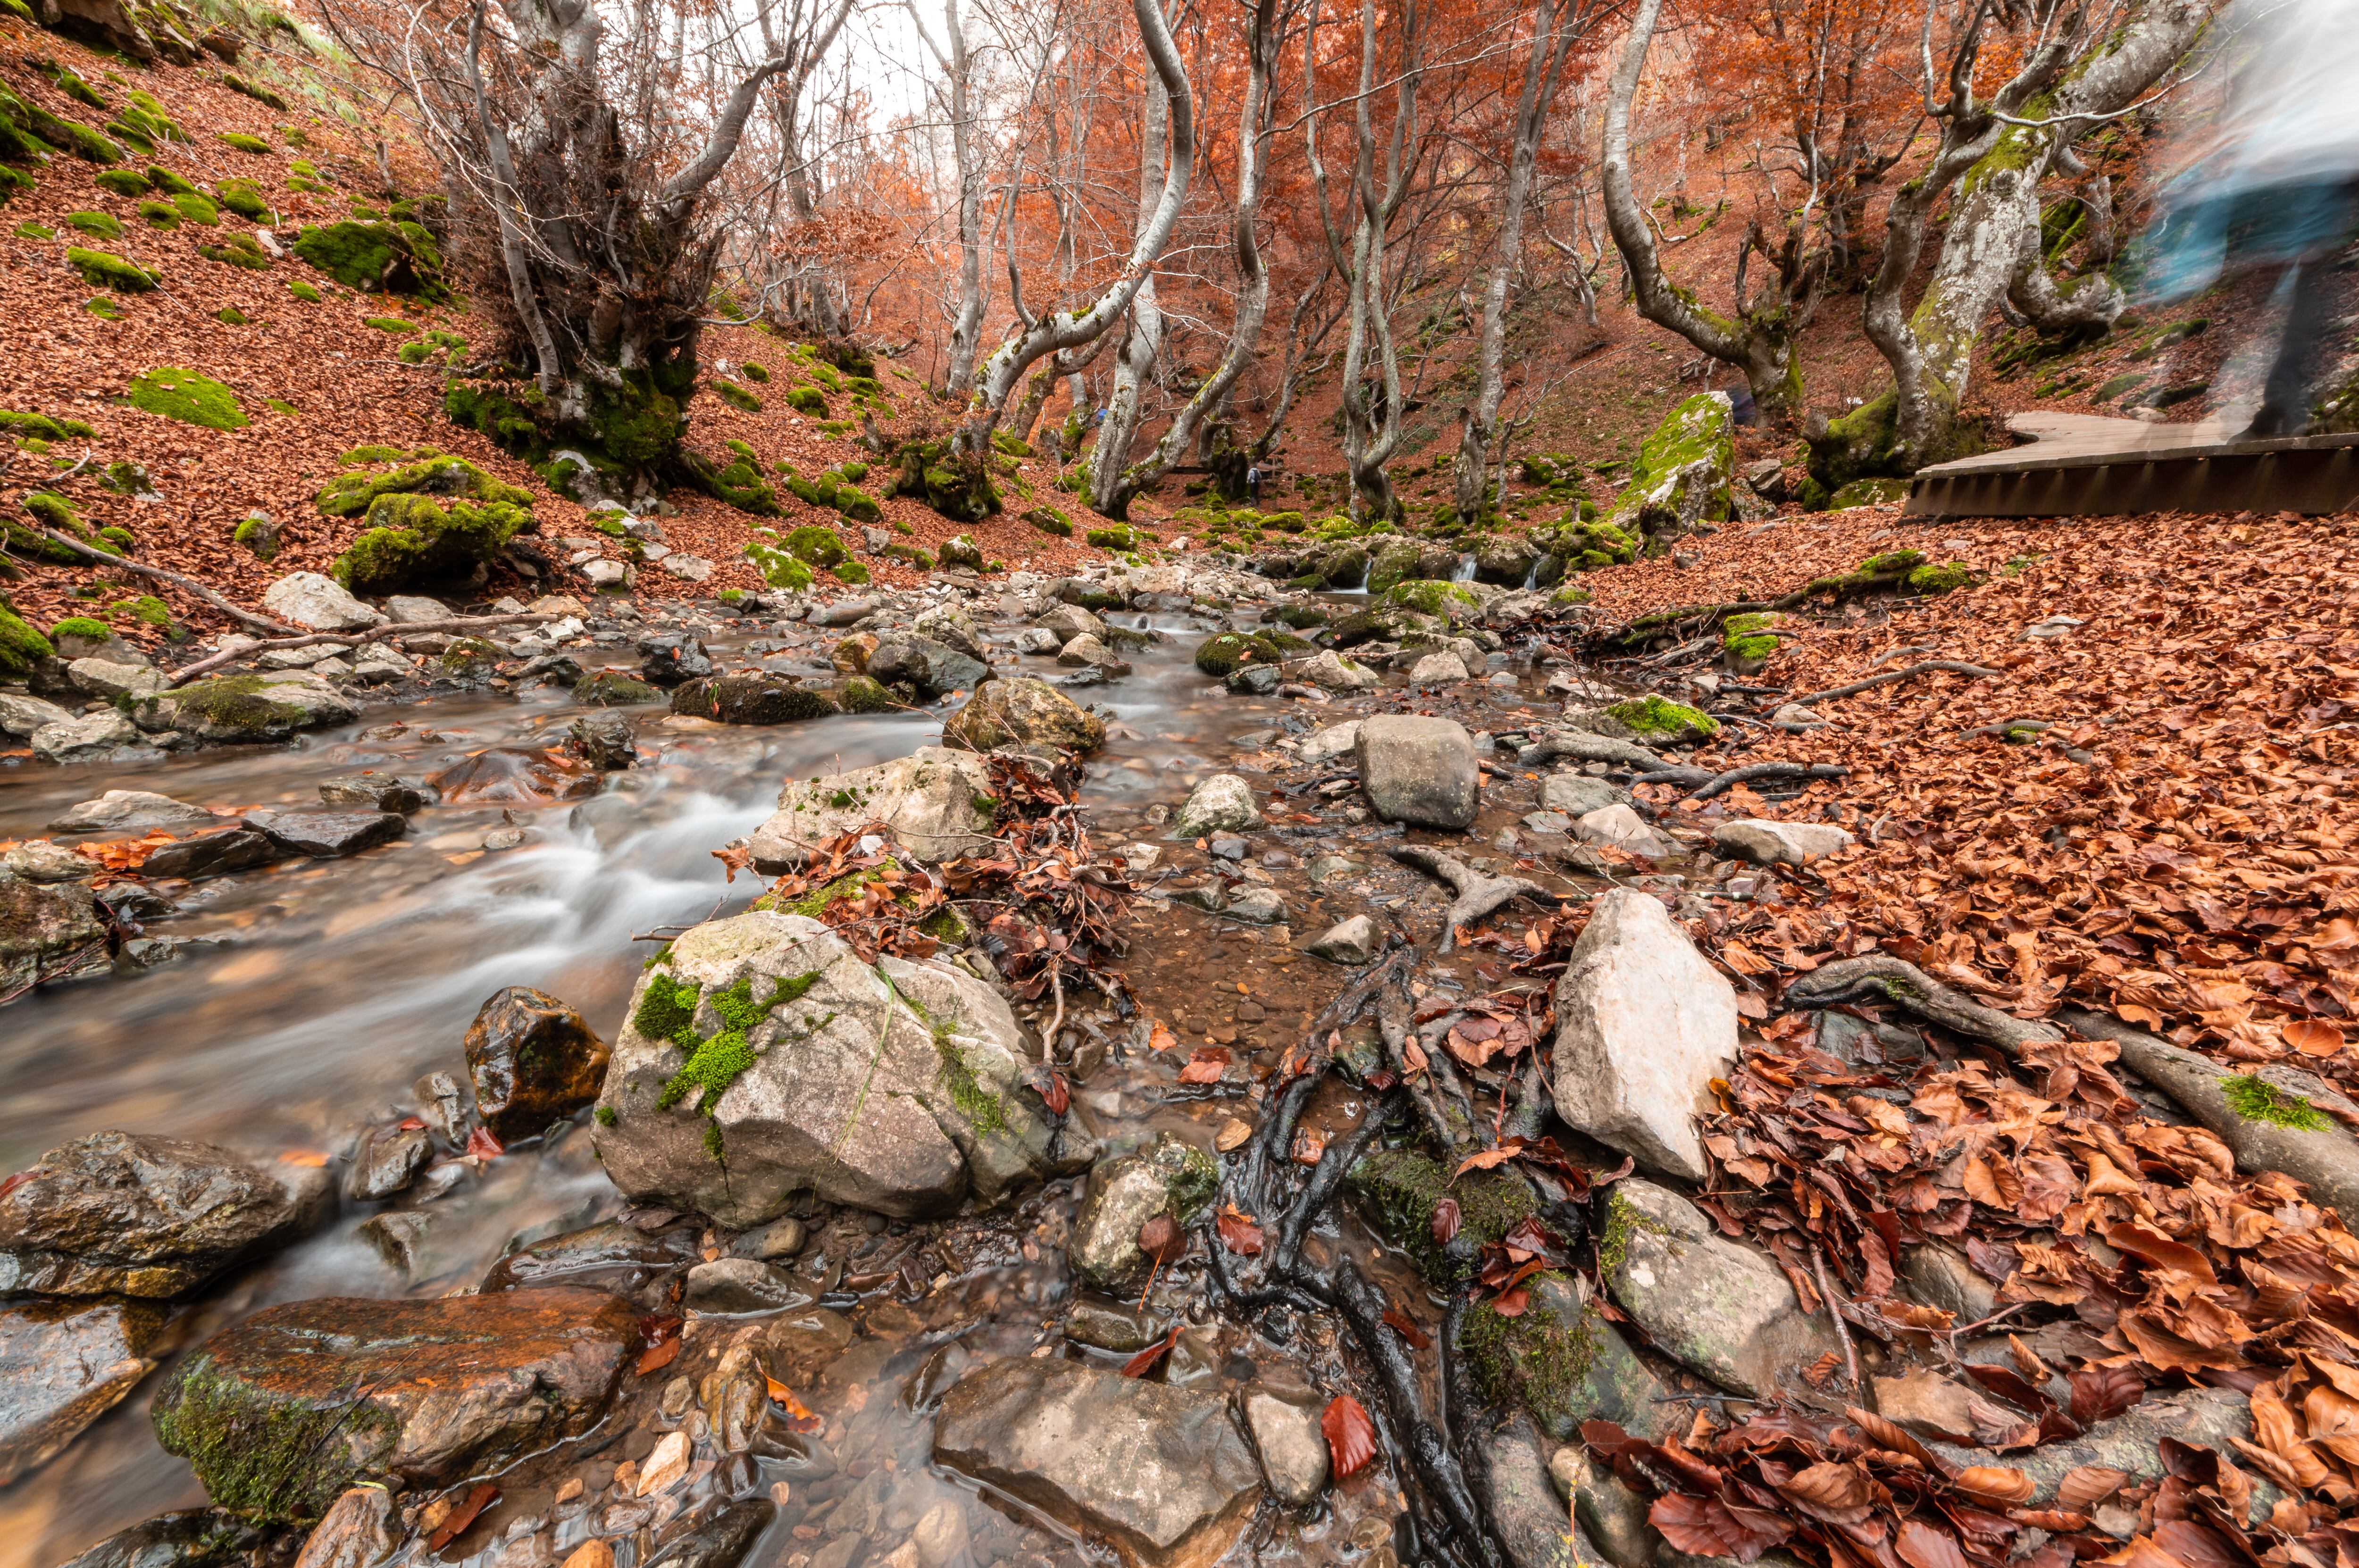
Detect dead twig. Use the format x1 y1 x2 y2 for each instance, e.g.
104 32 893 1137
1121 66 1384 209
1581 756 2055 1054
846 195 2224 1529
1811 1242 1861 1389
17 525 294 634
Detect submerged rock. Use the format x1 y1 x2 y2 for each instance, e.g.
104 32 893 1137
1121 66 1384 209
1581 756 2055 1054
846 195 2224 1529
464 985 611 1141
245 809 406 859
317 771 428 812
933 1357 1261 1568
0 1131 322 1297
1070 1132 1219 1292
942 677 1106 756
152 1288 638 1521
341 1123 431 1202
1356 715 1479 829
592 910 1062 1224
745 747 998 871
1549 888 1736 1182
56 1509 261 1568
478 1219 699 1301
1240 1384 1328 1506
0 1296 166 1485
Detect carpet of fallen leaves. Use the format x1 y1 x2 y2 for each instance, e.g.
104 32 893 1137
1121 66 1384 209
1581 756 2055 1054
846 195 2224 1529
0 17 1114 652
1556 505 2359 1568
1589 507 2358 1079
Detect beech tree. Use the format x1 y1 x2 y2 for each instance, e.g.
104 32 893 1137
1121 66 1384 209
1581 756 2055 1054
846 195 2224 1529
320 0 852 494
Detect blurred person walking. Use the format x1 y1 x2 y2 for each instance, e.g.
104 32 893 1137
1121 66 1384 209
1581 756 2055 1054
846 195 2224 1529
2140 0 2359 437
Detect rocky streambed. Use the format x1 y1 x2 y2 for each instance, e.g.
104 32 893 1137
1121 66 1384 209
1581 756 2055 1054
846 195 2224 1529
3 553 2324 1568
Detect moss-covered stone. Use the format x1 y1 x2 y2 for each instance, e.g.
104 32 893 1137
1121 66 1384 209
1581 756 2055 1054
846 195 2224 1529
832 483 880 525
1023 505 1073 537
216 131 270 153
213 179 270 221
316 454 531 517
197 233 271 270
783 385 826 415
1348 1146 1538 1284
1906 561 1973 595
744 531 814 591
362 315 418 337
0 597 54 676
1574 695 1719 745
125 366 244 428
1085 523 1153 551
68 247 159 292
682 450 779 516
1193 632 1287 678
63 209 123 239
144 167 197 197
287 279 322 303
0 410 96 442
291 219 447 300
714 378 761 412
1378 579 1481 621
171 192 219 226
887 438 1000 523
1604 392 1737 542
335 493 531 593
1829 477 1911 509
232 514 277 560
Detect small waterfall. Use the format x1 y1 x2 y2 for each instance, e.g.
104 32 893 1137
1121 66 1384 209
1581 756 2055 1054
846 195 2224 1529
1521 555 1545 590
1452 552 1478 583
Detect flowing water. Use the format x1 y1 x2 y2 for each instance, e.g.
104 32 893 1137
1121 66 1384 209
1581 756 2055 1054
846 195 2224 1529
0 611 1442 1568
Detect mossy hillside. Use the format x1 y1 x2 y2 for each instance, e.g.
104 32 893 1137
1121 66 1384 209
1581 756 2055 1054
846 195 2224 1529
64 209 123 239
332 494 531 593
885 437 1000 523
125 367 245 429
1540 515 1639 573
1722 611 1795 663
1348 1146 1539 1284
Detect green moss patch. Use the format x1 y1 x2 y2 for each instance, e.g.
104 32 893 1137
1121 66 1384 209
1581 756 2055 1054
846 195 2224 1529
69 247 158 292
125 367 244 428
361 315 418 337
334 493 530 593
290 219 447 300
1379 579 1481 620
315 454 530 517
2222 1074 2332 1133
0 599 54 676
288 279 322 303
1907 561 1973 595
217 132 270 153
1459 1276 1602 1432
171 192 219 226
0 410 96 442
64 209 123 239
1348 1146 1539 1284
137 200 179 230
714 378 762 412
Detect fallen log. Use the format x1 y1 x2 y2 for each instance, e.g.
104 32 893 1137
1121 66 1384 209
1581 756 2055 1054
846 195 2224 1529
21 524 292 634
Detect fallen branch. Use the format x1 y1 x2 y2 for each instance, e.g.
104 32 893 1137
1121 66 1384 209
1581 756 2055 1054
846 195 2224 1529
1784 955 2062 1055
1792 660 1999 707
166 614 563 687
1514 729 1676 772
1388 848 1545 954
19 525 293 634
1688 760 1849 801
1957 717 2049 739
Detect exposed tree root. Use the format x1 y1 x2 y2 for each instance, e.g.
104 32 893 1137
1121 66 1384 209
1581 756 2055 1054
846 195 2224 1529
1389 849 1546 954
1688 760 1849 800
1792 659 1998 706
1784 954 2062 1054
22 524 293 634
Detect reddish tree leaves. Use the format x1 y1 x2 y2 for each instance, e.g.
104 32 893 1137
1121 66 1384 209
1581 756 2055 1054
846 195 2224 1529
1322 1395 1377 1479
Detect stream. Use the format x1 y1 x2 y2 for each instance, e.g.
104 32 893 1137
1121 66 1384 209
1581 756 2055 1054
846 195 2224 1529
0 609 1432 1568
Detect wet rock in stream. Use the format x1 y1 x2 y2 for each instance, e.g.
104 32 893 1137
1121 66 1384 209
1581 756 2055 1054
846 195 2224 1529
1069 1131 1219 1292
479 1219 701 1301
1355 716 1479 829
0 1296 167 1485
933 1357 1262 1568
940 676 1106 755
746 747 999 871
151 1287 640 1520
465 985 613 1140
46 791 218 835
593 910 1066 1224
0 1131 326 1297
1 873 109 992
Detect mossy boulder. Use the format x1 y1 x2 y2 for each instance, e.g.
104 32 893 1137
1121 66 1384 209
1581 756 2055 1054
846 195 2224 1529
1603 392 1737 544
0 598 54 677
1539 515 1640 574
1566 696 1719 747
1348 1147 1537 1284
125 367 244 428
575 672 661 706
669 675 845 725
942 677 1106 756
290 219 447 300
1721 611 1796 667
1084 523 1152 552
714 379 761 413
744 530 814 591
63 209 123 239
887 439 1000 523
315 454 532 517
682 450 779 516
69 247 159 292
1377 579 1481 623
332 493 532 593
1828 476 1911 509
1194 633 1286 679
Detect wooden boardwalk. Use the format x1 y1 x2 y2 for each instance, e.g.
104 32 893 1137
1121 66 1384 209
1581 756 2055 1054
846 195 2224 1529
1905 412 2359 518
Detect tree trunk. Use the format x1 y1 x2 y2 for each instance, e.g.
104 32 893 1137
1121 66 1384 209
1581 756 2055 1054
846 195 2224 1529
1456 0 1580 526
1096 0 1281 519
912 0 989 399
1600 0 1815 425
1842 0 2206 475
1088 70 1171 516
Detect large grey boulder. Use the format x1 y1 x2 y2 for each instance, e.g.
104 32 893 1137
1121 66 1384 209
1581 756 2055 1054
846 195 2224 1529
1600 392 1735 545
1292 650 1381 692
1549 888 1735 1181
1172 775 1261 839
943 677 1107 755
0 1296 165 1485
592 910 1065 1225
67 658 166 701
1036 603 1110 646
746 747 999 871
0 1131 324 1297
912 603 987 661
1356 715 1479 829
31 711 152 763
1601 1180 1840 1397
261 571 384 632
152 1289 637 1520
866 633 988 698
933 1357 1262 1568
1539 774 1631 817
1408 650 1470 686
